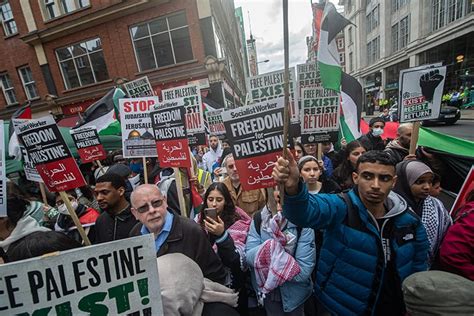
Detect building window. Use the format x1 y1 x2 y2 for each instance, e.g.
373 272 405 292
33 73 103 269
432 0 466 31
348 27 353 45
56 38 109 90
40 0 90 21
0 1 17 36
366 5 379 33
349 52 354 72
130 11 193 72
18 66 39 100
0 72 17 105
392 0 409 12
392 16 410 52
367 37 380 64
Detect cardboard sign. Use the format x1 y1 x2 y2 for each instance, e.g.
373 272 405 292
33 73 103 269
205 109 226 136
0 121 6 217
222 98 285 190
123 76 154 98
246 68 298 123
11 119 43 183
161 84 206 146
296 62 321 106
451 166 474 216
300 87 340 143
150 104 191 168
119 97 158 158
0 235 163 316
13 116 86 192
70 126 106 163
399 64 446 122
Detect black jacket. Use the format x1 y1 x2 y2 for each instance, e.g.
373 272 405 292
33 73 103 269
358 133 386 151
130 211 227 284
94 205 138 244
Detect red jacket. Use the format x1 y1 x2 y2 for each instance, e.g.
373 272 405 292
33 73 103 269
439 201 474 281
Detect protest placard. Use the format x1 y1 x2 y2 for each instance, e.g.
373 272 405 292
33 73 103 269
119 97 158 158
399 64 446 123
162 84 206 145
297 62 321 91
150 104 191 168
246 68 298 124
70 126 106 163
300 87 340 143
205 109 226 136
13 116 86 192
0 234 163 316
123 76 154 98
222 98 284 191
0 121 6 216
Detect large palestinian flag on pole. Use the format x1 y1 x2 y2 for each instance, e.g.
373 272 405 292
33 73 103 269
8 102 31 160
318 2 351 92
74 88 126 135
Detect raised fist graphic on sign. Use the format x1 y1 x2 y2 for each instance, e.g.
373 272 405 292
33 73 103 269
419 69 444 102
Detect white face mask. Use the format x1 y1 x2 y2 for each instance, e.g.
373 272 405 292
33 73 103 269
58 201 78 215
372 127 384 137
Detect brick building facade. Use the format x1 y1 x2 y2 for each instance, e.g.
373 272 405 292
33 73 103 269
0 0 246 120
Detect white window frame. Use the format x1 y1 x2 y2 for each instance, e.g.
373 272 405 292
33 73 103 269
40 0 90 21
432 0 466 31
130 11 193 72
18 66 39 100
0 72 17 105
0 1 17 36
56 37 108 90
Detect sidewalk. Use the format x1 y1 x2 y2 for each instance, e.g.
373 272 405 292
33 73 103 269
362 109 474 120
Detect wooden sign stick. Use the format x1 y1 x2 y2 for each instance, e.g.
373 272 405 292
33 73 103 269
142 157 148 184
58 191 91 246
39 183 49 206
409 122 421 155
280 0 290 206
173 168 187 217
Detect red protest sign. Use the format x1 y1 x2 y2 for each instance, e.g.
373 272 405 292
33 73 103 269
70 126 106 163
13 116 86 192
150 105 191 168
221 98 284 191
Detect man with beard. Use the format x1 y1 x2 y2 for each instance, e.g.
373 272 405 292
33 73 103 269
384 123 414 164
221 154 266 217
93 173 138 243
202 135 222 172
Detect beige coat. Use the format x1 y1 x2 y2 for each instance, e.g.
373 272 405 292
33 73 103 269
222 176 266 217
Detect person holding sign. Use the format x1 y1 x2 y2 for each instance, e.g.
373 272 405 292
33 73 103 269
273 150 429 315
93 173 138 244
129 184 227 284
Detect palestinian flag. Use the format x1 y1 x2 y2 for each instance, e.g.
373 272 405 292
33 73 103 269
74 88 126 135
9 102 32 160
340 72 362 142
318 2 350 91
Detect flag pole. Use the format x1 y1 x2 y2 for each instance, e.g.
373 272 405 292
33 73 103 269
409 122 420 155
142 157 148 184
280 0 290 205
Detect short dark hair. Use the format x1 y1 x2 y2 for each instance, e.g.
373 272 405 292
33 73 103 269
96 173 126 190
356 150 395 172
6 231 82 263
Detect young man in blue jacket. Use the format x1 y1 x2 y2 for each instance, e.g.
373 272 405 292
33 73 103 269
273 150 429 315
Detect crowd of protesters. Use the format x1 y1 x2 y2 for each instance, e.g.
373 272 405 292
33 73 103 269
1 122 473 316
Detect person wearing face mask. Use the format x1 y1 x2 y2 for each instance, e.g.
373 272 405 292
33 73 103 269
358 117 386 151
54 191 100 244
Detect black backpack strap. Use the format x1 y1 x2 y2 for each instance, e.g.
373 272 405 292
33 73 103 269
253 210 263 236
338 192 363 230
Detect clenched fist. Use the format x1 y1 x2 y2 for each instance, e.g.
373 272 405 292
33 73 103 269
272 149 300 196
419 69 444 102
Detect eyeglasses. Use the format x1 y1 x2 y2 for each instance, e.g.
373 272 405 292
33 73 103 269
135 199 164 213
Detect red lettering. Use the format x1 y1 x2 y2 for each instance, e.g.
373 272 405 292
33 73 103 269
124 101 132 112
186 113 201 130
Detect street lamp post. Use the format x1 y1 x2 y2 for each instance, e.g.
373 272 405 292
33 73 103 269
256 59 269 74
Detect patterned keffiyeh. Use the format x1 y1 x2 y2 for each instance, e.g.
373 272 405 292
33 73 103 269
254 210 301 302
422 196 452 263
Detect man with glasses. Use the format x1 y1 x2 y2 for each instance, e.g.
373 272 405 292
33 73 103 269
221 154 266 217
129 184 226 284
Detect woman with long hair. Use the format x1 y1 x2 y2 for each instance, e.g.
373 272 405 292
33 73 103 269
331 140 366 191
196 182 252 314
298 156 340 194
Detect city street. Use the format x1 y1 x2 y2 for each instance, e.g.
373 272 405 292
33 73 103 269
429 120 474 142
